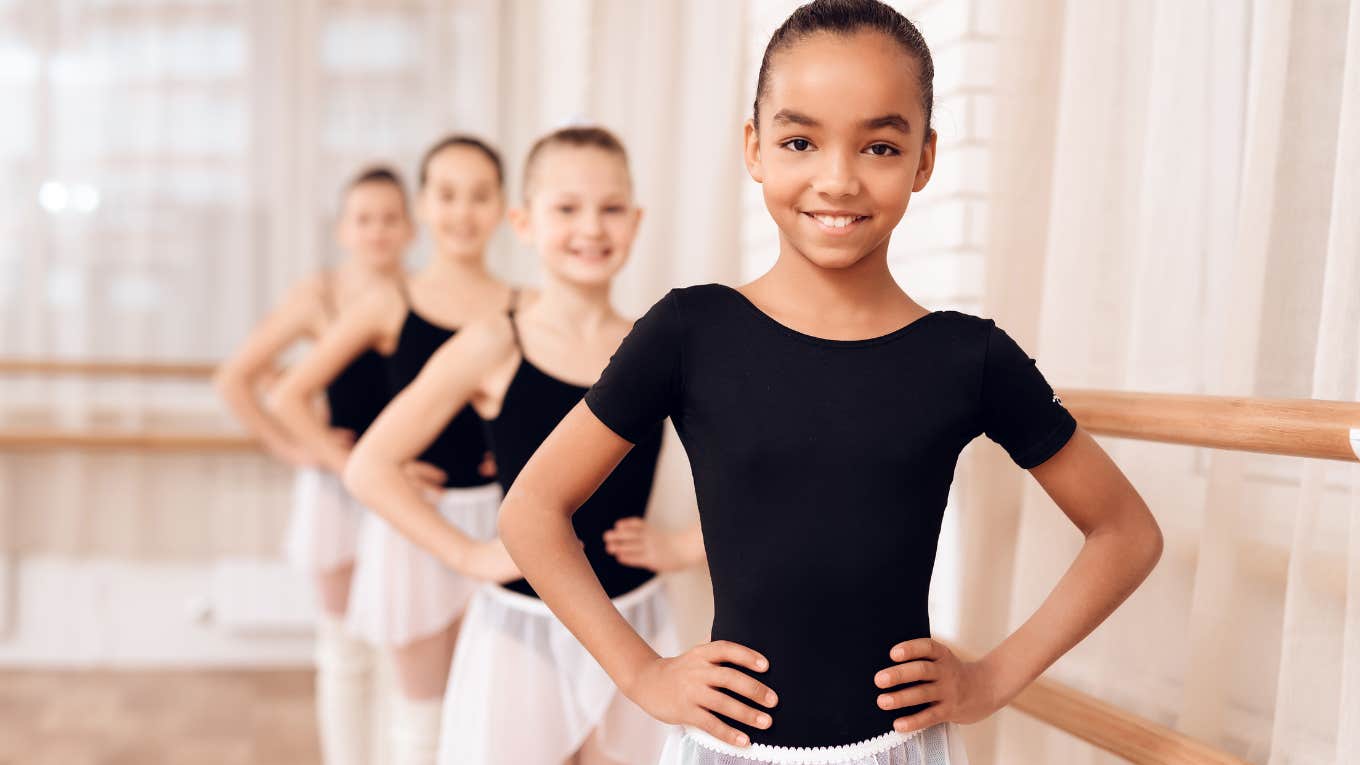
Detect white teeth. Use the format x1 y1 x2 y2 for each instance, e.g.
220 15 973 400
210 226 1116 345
813 214 859 229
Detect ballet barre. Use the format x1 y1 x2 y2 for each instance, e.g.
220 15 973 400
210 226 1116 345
0 358 218 379
0 429 258 452
3 361 1354 764
1057 389 1360 463
946 643 1251 765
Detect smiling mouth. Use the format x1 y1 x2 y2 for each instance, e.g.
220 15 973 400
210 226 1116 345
568 249 612 261
804 212 870 231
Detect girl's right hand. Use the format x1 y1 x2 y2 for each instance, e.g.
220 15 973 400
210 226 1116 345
326 427 356 452
401 460 448 500
625 641 779 748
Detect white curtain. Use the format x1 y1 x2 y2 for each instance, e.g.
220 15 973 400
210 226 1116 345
958 1 1360 763
0 0 744 562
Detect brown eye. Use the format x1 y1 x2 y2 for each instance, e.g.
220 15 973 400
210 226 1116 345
782 138 812 152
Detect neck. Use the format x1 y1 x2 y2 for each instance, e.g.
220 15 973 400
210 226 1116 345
422 249 493 287
529 271 617 334
340 255 400 281
760 236 905 315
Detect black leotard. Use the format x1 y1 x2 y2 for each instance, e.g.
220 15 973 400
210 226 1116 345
489 307 662 599
382 291 495 489
320 277 388 437
583 284 1076 748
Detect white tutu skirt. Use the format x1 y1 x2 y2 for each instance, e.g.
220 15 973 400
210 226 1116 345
344 483 502 647
285 467 363 573
659 722 968 765
438 577 678 765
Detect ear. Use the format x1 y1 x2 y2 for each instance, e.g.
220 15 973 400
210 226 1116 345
912 129 937 192
743 119 764 184
507 206 534 245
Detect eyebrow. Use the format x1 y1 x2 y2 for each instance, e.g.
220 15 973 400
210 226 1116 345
770 109 912 135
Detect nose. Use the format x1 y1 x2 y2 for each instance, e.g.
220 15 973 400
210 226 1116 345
579 209 605 237
810 149 861 198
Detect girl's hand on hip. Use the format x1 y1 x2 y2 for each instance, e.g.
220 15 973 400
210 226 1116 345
603 517 684 572
626 641 779 748
874 638 997 734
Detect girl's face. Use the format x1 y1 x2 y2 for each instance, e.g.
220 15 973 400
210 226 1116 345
744 31 936 271
418 146 505 261
510 146 641 288
337 181 412 270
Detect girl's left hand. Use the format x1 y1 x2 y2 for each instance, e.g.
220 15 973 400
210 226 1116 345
873 638 997 734
603 517 684 572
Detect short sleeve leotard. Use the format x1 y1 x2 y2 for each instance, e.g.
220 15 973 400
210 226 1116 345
488 310 664 599
383 303 496 489
583 284 1076 749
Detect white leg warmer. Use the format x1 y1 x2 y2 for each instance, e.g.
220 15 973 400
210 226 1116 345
389 694 443 765
315 615 374 765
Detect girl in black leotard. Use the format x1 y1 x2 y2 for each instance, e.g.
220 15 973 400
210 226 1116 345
346 126 696 765
498 2 1164 764
216 167 409 764
272 136 514 765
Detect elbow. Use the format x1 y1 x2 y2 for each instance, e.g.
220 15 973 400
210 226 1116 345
1128 499 1163 575
265 384 296 422
213 365 241 404
497 485 533 548
1142 510 1164 573
341 451 375 507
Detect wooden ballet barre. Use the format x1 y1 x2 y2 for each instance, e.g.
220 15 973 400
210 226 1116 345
1057 389 1360 463
0 429 259 452
0 358 219 379
947 644 1250 765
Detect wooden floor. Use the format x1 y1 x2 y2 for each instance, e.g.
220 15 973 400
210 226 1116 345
0 669 320 765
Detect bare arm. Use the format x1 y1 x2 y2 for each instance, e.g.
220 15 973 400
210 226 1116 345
876 426 1163 733
270 284 402 474
345 318 516 580
500 403 776 748
214 279 323 466
978 426 1161 702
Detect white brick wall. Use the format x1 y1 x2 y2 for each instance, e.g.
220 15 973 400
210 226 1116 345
741 0 998 316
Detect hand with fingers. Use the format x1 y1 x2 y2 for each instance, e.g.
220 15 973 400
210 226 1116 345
603 517 688 572
326 427 356 451
625 640 779 748
401 460 448 501
874 637 998 735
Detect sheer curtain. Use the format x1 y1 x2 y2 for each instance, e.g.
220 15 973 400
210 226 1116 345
957 1 1360 763
0 0 747 652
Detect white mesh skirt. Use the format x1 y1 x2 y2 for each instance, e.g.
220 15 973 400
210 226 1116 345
344 482 502 647
285 467 363 573
437 577 678 765
659 723 969 765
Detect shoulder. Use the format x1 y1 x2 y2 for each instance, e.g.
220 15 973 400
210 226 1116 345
665 283 732 314
350 278 407 317
634 283 741 335
282 273 329 314
920 309 1000 347
433 313 517 370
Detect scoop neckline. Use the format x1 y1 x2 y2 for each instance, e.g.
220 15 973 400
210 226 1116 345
714 283 944 347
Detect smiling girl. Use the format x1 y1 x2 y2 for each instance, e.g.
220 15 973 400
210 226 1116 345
345 126 681 765
497 2 1163 764
216 167 409 765
271 136 514 765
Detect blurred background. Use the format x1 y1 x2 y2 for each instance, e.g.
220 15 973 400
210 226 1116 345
0 1 1357 764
